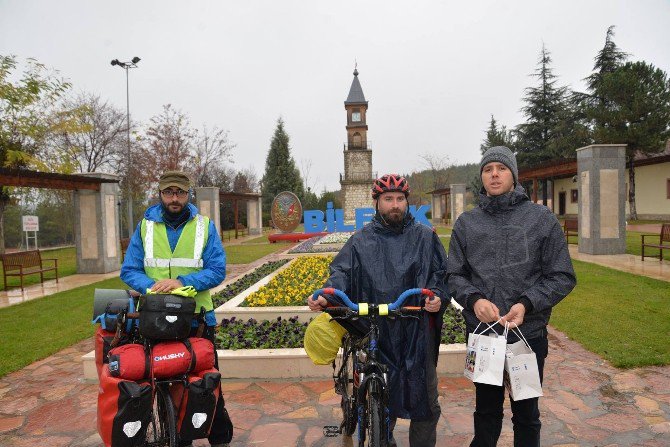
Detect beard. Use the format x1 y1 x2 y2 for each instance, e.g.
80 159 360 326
163 200 185 215
381 208 404 226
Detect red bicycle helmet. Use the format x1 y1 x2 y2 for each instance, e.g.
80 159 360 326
371 174 410 199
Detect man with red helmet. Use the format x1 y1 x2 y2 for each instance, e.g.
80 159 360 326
308 174 448 446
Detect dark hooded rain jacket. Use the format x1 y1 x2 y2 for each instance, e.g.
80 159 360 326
447 186 576 341
324 214 448 420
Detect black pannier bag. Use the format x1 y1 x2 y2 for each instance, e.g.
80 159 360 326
170 369 222 441
138 294 196 340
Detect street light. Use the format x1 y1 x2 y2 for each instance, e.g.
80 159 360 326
111 56 140 238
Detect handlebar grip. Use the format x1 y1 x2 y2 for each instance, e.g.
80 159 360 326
421 288 435 300
312 288 358 312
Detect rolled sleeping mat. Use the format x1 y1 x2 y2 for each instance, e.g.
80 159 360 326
93 289 133 320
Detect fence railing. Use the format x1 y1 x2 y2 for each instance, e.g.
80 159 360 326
343 140 371 150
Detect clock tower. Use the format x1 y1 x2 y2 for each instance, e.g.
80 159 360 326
340 68 374 221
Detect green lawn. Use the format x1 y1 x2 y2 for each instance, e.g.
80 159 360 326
0 246 77 291
241 235 271 244
224 242 293 264
552 260 670 368
434 225 452 235
0 276 127 378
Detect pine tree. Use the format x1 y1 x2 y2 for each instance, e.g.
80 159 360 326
592 62 670 219
515 44 568 167
582 25 629 138
260 118 304 218
480 115 514 154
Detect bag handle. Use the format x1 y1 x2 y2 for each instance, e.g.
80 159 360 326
472 318 505 338
508 324 533 350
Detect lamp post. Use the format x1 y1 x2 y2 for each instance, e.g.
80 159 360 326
111 56 140 239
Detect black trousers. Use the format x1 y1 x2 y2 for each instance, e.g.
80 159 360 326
469 332 548 447
178 326 233 447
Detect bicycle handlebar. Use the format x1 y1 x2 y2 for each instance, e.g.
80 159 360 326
312 287 434 314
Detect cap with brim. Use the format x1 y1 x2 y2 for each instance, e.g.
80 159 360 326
158 171 191 191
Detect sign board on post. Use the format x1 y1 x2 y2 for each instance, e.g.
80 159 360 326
22 216 39 232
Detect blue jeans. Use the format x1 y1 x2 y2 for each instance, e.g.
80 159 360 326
469 331 548 447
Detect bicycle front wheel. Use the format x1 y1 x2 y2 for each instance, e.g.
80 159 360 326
364 389 387 447
145 383 177 447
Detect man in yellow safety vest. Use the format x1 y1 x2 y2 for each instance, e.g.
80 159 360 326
120 170 231 447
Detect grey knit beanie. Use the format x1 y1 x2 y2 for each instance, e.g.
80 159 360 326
480 146 518 185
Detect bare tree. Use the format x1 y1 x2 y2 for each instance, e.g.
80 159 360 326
299 158 316 192
191 125 235 187
144 104 196 184
53 92 126 173
419 152 451 190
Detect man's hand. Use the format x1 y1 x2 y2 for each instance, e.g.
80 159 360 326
473 298 500 323
307 295 328 312
501 303 526 328
151 279 183 293
424 295 441 313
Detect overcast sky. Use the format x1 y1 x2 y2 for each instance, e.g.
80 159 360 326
2 0 669 191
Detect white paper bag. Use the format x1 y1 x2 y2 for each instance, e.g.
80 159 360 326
464 322 507 386
504 330 543 401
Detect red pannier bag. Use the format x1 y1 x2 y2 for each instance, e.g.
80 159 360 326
170 368 222 442
108 338 216 380
97 367 152 447
95 327 117 379
108 344 149 381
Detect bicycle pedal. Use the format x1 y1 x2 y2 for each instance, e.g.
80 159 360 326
323 425 340 437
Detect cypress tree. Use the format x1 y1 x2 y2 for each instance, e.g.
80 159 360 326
260 118 304 220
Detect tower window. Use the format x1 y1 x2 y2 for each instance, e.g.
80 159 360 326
352 132 362 148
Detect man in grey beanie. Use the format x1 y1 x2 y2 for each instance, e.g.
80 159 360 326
447 146 576 446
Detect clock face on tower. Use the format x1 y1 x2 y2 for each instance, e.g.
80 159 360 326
352 111 361 122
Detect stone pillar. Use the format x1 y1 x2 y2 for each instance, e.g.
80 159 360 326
450 184 467 223
431 194 443 225
74 173 121 273
195 187 220 235
247 198 263 235
577 144 627 254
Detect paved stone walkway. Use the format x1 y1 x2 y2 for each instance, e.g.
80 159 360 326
0 326 668 446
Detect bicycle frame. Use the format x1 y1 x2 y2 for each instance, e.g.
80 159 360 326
313 287 434 447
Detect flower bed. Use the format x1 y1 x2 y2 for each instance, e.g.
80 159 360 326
214 310 465 350
241 256 333 307
215 316 308 349
315 231 354 245
288 236 339 254
211 259 290 308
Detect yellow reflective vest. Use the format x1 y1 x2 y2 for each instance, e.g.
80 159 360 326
140 214 212 311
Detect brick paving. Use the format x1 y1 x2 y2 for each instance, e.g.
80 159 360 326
0 326 668 446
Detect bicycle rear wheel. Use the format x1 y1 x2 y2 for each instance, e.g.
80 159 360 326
145 383 177 447
335 335 358 436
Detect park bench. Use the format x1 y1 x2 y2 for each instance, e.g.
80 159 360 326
563 218 578 242
641 223 670 261
0 250 59 290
